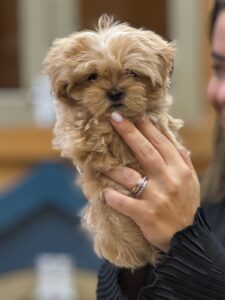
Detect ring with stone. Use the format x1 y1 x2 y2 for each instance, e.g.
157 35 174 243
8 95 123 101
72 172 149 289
131 176 148 198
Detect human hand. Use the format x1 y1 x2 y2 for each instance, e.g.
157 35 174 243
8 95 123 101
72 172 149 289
103 113 200 252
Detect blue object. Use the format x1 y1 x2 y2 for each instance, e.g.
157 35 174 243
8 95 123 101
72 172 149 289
0 161 101 273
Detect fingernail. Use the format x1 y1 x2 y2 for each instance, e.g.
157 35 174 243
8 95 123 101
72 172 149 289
111 112 123 123
140 114 148 121
103 188 113 203
103 188 114 197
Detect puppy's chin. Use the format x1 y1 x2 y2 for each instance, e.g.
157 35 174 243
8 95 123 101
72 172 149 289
91 101 146 120
79 93 147 120
108 98 148 118
109 106 144 119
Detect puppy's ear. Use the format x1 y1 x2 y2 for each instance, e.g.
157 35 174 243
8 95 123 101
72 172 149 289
43 40 76 104
52 81 74 103
157 41 176 81
142 33 176 88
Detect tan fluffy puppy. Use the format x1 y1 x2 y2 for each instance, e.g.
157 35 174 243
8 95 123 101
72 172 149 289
43 15 183 269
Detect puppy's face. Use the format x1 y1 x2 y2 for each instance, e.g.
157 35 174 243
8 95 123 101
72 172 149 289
44 16 175 119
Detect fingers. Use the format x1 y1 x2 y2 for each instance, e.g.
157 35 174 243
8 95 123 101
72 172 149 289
111 112 194 171
104 188 142 222
177 146 194 169
135 116 185 167
111 112 165 176
104 166 141 190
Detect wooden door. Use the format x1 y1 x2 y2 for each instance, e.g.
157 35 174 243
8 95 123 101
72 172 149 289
81 0 167 38
0 0 19 88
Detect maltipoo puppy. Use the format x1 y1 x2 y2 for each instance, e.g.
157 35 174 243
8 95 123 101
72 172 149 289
43 15 183 269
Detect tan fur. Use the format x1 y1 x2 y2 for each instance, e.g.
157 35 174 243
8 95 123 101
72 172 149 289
43 15 183 269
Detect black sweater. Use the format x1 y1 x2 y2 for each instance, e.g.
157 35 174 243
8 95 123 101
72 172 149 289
97 203 225 299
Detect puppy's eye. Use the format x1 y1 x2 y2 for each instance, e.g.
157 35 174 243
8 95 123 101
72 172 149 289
88 73 99 81
125 69 138 77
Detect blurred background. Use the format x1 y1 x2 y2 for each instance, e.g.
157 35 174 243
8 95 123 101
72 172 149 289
0 0 215 299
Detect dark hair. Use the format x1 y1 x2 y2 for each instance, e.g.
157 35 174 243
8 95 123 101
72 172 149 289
201 122 225 203
210 0 225 37
201 0 225 203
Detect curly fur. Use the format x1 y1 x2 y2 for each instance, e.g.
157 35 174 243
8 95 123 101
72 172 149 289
43 15 183 269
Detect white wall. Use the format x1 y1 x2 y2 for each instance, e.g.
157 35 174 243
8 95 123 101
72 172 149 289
168 0 204 122
18 0 80 88
0 0 79 126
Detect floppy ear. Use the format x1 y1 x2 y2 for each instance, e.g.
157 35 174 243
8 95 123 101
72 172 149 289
141 31 176 88
43 40 76 104
157 41 176 81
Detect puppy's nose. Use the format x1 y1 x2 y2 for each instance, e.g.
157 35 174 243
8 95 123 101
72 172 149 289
107 89 124 101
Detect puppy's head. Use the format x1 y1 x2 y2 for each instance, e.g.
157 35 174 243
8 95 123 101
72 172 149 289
43 15 175 120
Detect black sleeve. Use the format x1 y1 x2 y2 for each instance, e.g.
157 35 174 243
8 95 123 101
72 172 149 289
141 207 225 300
97 207 225 300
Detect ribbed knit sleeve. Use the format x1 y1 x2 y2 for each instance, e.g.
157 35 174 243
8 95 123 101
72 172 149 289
97 259 122 300
141 207 225 300
97 207 225 300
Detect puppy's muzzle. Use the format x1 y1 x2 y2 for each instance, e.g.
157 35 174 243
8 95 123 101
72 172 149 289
107 88 124 102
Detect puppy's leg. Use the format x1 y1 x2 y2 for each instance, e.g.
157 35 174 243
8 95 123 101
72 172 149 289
80 173 159 268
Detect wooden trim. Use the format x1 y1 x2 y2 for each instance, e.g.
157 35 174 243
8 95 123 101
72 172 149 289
180 123 214 174
0 126 213 174
0 127 59 165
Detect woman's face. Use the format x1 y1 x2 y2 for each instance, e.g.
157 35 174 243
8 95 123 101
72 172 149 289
207 10 225 127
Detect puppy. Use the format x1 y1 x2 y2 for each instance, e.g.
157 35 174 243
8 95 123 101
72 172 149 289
43 15 183 269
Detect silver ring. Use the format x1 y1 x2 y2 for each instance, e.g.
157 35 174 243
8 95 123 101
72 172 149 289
131 176 148 198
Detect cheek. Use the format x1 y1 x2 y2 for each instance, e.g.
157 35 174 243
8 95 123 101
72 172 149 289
124 82 148 105
82 86 109 114
207 77 217 105
207 77 225 107
83 85 107 100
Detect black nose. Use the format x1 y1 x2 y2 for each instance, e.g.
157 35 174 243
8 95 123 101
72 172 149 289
107 89 124 101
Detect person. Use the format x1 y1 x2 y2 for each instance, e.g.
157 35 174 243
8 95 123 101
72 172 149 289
96 0 225 299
